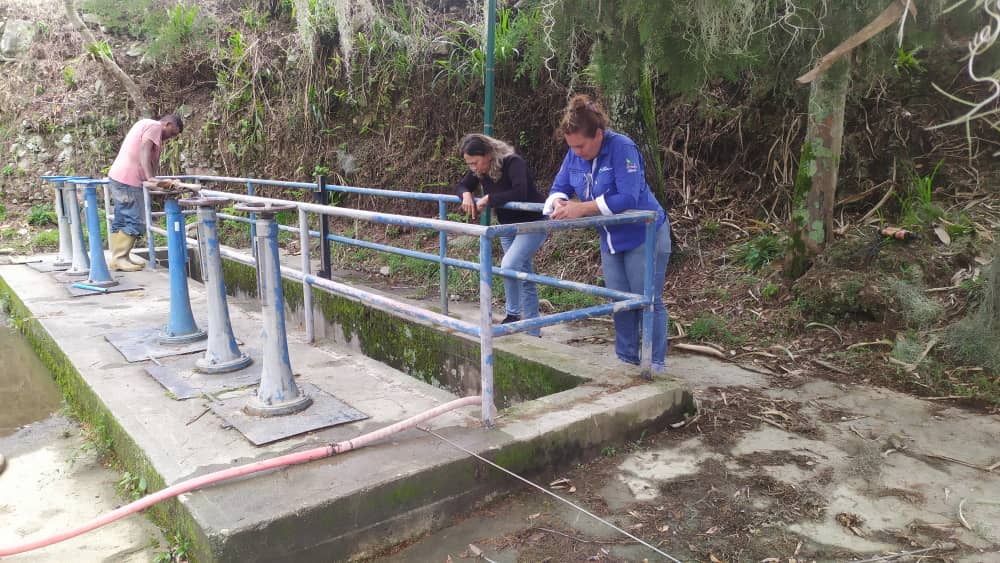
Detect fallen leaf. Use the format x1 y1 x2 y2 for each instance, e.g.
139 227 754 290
528 512 541 520
568 485 576 493
705 526 719 535
659 525 670 532
468 544 483 557
934 225 951 245
710 554 723 563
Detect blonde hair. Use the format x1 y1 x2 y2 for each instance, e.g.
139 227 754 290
459 133 515 182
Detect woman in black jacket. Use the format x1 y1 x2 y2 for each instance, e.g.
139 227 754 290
455 133 547 336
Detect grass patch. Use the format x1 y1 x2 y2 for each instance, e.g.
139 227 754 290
687 313 742 346
27 204 57 226
537 286 603 312
32 229 59 250
733 233 784 272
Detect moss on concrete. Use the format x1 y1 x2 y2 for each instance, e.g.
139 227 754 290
220 259 584 404
0 275 210 562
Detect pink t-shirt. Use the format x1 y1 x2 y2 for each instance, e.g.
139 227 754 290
108 119 163 187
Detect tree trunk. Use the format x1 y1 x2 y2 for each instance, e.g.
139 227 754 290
786 56 851 278
63 0 149 117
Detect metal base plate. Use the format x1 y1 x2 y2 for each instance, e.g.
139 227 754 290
53 270 91 282
145 350 260 400
104 326 209 363
20 256 70 272
209 383 368 446
65 277 143 297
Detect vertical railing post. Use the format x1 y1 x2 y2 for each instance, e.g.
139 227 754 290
313 174 331 279
142 185 156 270
101 180 113 251
640 219 656 380
438 200 449 315
479 232 495 428
247 181 257 260
299 207 315 344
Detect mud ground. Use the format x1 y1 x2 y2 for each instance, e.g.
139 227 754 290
382 320 1000 563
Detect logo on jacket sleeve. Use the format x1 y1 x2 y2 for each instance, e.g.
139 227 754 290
625 158 639 173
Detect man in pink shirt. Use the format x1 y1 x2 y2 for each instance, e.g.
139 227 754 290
107 114 183 271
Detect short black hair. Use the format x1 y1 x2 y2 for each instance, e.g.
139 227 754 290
160 113 184 133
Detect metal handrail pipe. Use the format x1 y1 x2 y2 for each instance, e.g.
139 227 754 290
160 175 316 190
323 182 463 204
200 189 488 237
489 210 657 236
492 298 648 337
146 225 482 338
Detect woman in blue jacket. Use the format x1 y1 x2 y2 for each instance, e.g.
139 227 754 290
544 95 671 372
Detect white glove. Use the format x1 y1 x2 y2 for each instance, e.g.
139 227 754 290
542 193 569 216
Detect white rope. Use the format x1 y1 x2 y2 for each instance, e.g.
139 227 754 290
896 0 912 47
419 427 685 563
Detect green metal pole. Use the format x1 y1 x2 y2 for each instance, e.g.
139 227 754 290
481 0 496 226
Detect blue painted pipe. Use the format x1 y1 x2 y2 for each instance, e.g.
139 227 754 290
159 197 205 344
491 299 649 337
71 282 109 293
62 180 90 277
82 184 117 287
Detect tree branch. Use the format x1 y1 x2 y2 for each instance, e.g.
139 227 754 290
797 0 917 84
63 0 149 116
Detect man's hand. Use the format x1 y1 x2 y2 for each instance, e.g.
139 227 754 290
461 192 477 220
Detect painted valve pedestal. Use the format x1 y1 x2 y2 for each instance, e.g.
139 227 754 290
60 179 90 277
236 201 312 416
40 175 77 267
150 184 206 345
77 180 118 288
180 195 252 373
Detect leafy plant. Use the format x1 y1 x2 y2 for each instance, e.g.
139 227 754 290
33 230 59 249
1 163 14 176
80 0 156 38
899 160 944 227
116 471 148 501
893 46 924 74
154 533 193 563
146 3 216 62
85 40 113 60
62 66 77 89
761 282 780 300
28 204 57 226
0 202 5 222
734 233 784 272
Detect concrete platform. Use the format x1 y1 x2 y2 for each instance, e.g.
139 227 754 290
0 258 692 562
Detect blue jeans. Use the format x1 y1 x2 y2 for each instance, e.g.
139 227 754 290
601 224 671 371
499 231 548 337
109 179 145 237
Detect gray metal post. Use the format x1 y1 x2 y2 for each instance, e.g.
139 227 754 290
181 195 252 373
102 182 113 251
298 207 315 343
237 201 312 416
143 185 156 270
479 233 495 428
62 182 90 277
53 180 73 266
313 174 331 279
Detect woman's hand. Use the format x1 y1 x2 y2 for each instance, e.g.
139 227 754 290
476 194 489 212
550 199 590 220
461 192 477 220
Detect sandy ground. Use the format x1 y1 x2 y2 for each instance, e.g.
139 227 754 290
0 415 165 562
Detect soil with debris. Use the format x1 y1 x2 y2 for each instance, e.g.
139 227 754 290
379 341 1000 563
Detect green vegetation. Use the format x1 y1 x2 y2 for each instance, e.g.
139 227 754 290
734 233 784 272
537 286 602 312
761 282 780 300
32 230 60 249
688 313 741 346
27 204 57 226
899 160 944 228
116 471 149 501
62 66 77 89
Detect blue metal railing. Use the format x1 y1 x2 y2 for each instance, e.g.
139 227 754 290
150 174 658 427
